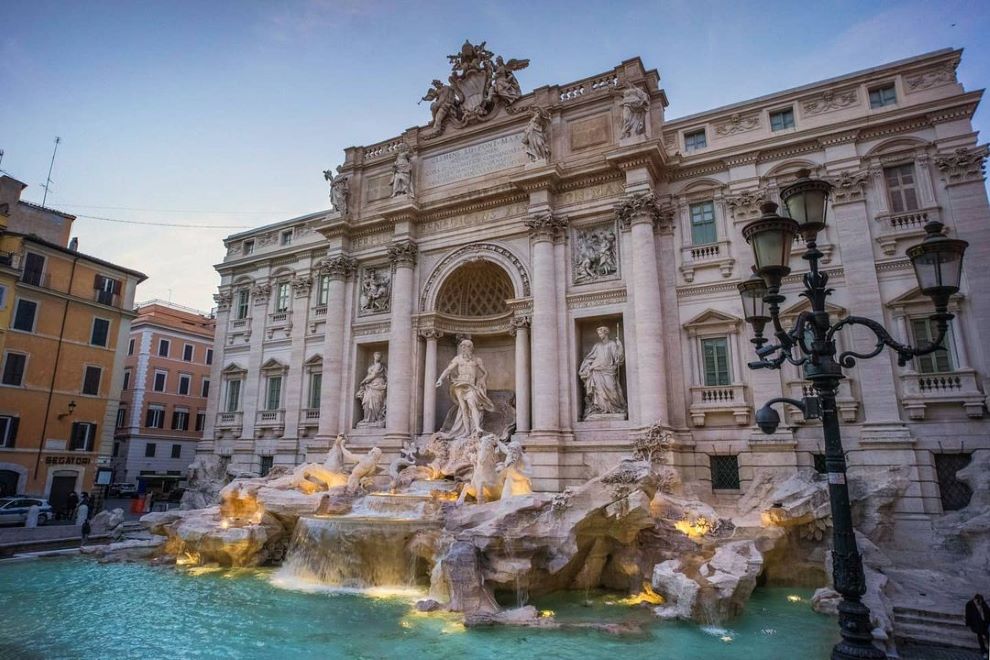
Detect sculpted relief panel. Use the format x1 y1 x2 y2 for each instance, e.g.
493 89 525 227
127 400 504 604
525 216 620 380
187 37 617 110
359 266 392 316
572 224 619 284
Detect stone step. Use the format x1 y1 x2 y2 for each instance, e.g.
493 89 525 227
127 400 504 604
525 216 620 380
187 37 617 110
895 612 971 632
894 620 981 650
893 606 965 623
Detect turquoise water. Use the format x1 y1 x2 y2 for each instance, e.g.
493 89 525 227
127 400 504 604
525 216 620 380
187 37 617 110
0 558 838 659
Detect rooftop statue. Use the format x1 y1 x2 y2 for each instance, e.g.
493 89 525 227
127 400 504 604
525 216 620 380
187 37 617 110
323 167 350 215
620 83 650 138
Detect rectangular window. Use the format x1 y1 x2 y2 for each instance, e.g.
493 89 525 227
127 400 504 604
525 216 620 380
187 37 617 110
123 370 131 390
0 416 19 448
128 338 135 355
711 455 741 490
145 442 156 458
70 422 97 451
934 453 973 511
206 349 213 365
116 407 127 429
21 252 45 286
91 318 110 347
145 406 165 429
0 285 6 310
226 380 242 412
275 283 290 313
318 275 330 306
259 455 274 477
911 318 955 373
884 164 919 214
281 230 293 246
242 240 254 255
82 366 102 395
308 373 322 409
94 275 119 305
684 129 707 151
1 353 27 386
236 290 249 320
171 443 182 459
265 376 282 411
183 344 194 362
153 371 167 392
813 453 827 474
701 337 731 386
12 299 38 332
195 412 206 432
869 84 897 108
171 411 189 431
158 339 170 357
112 442 120 457
689 201 717 245
201 378 210 398
178 374 191 396
770 108 795 131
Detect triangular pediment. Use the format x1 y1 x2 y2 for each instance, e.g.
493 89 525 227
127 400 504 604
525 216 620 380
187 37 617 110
887 287 963 312
303 354 323 367
222 362 247 376
683 308 742 334
779 299 846 321
260 358 288 374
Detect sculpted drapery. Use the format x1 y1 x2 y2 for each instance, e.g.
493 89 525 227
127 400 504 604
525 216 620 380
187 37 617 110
579 327 626 418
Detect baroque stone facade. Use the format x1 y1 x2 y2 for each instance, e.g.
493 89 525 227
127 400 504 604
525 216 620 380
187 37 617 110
200 46 989 558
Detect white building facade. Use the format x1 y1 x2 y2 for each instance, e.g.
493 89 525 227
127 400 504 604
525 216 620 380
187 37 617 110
201 47 989 554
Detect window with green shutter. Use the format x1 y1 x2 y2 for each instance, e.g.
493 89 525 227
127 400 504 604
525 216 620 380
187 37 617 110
308 373 322 409
910 318 954 373
701 337 731 386
226 380 242 412
266 376 282 411
884 164 919 213
690 201 717 245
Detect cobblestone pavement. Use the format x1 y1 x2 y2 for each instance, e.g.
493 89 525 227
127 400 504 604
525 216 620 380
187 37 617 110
900 642 986 660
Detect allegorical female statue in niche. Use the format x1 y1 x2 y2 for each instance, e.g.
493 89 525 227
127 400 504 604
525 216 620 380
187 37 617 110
356 352 387 427
579 326 626 419
436 339 495 438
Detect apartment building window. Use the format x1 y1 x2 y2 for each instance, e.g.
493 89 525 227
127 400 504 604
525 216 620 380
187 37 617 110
911 318 955 373
226 380 242 412
195 412 206 432
183 344 194 362
684 129 707 151
21 253 45 286
178 374 191 396
146 405 165 429
12 299 38 332
158 339 170 357
112 442 120 457
0 285 7 310
116 407 127 429
259 455 274 477
0 416 19 448
171 443 182 459
201 378 210 398
145 442 156 458
710 455 741 490
701 337 731 386
235 290 250 320
770 107 795 131
308 373 322 409
275 282 290 313
171 410 189 431
82 366 102 396
689 201 717 245
91 318 110 347
123 369 131 390
128 338 135 355
884 164 919 213
70 422 97 451
94 275 120 305
153 370 167 392
1 353 27 387
206 349 213 365
281 230 293 246
934 453 973 512
812 453 827 475
317 274 330 306
869 84 897 108
265 376 282 411
242 240 255 255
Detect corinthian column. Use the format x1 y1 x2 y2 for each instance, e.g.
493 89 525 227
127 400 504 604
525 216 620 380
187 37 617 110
526 212 566 434
316 254 356 440
420 329 442 434
509 316 531 433
618 193 669 426
385 240 418 440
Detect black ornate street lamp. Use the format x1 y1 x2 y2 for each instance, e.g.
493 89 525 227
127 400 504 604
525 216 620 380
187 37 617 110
738 169 968 660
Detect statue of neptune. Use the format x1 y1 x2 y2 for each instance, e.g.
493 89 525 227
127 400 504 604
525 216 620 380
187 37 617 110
436 339 495 438
579 326 626 419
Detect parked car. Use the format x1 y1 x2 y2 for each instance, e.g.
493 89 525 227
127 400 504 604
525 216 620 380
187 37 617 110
0 497 54 526
108 483 137 497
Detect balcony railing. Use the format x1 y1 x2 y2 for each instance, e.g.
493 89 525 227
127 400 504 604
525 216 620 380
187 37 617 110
900 370 986 420
688 384 750 426
216 411 243 428
787 380 859 423
875 207 939 256
266 310 293 339
679 240 734 282
256 409 285 426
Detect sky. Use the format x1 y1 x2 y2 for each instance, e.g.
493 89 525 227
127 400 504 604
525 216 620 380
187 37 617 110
2 0 989 312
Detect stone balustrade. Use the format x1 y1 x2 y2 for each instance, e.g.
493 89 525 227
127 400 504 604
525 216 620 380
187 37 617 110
688 384 751 426
215 411 243 434
679 240 734 282
558 73 619 102
875 207 940 256
786 380 859 423
899 369 986 420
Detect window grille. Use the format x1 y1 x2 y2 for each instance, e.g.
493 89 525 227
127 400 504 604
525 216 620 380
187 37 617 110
711 455 740 490
934 453 973 512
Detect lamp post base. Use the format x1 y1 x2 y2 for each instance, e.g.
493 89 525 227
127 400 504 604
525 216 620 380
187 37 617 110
832 598 885 659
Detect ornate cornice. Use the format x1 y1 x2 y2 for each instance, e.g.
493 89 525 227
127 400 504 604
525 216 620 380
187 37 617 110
525 211 568 242
801 87 859 116
250 282 271 304
825 169 870 206
934 145 989 186
388 240 419 267
318 254 358 280
724 189 767 221
291 274 314 297
213 290 232 312
507 315 531 335
616 192 673 232
565 287 627 310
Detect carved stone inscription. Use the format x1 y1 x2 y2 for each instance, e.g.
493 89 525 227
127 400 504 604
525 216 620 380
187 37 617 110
420 133 527 188
364 174 392 203
569 114 611 151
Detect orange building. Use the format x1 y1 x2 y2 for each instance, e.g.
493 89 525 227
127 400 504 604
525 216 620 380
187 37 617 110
112 301 215 495
0 175 145 510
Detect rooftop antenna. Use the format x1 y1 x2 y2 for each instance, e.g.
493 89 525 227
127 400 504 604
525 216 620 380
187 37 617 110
41 137 61 208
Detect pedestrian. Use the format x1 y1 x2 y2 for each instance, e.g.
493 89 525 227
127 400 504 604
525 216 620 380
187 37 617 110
80 517 91 547
65 491 79 521
79 492 91 519
965 593 990 655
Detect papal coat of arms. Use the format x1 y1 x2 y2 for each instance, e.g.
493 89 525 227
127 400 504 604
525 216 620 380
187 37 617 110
420 40 529 136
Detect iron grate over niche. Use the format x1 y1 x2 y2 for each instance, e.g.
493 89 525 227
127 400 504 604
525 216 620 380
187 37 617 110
934 453 973 512
813 453 827 474
710 454 741 490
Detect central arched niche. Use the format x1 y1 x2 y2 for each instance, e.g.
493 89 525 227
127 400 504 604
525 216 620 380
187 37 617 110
435 260 514 318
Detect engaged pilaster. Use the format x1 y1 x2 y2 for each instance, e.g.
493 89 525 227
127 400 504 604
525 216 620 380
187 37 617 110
385 240 418 440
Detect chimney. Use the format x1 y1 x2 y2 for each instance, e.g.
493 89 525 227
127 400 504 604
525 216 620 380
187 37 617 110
69 237 79 251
